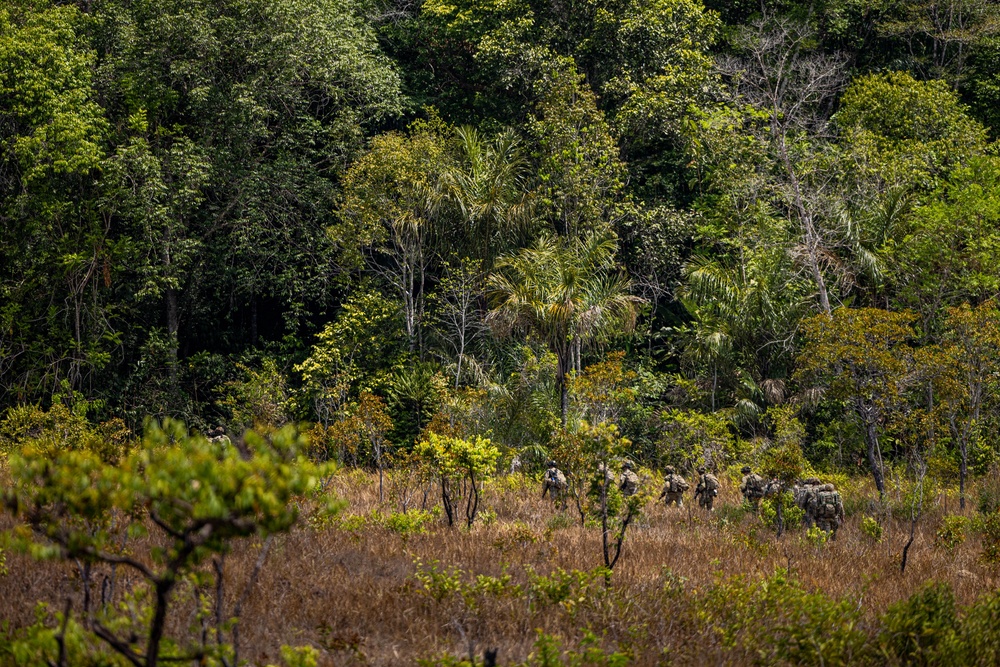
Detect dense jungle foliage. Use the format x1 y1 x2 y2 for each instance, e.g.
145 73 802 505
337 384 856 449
5 0 1000 484
3 0 1000 664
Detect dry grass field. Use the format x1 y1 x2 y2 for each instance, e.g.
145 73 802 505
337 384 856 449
2 468 998 666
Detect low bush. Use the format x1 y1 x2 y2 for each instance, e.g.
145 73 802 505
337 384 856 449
878 582 959 666
934 515 969 551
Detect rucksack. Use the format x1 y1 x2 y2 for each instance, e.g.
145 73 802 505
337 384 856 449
669 475 689 493
814 490 840 518
745 474 764 498
703 474 720 494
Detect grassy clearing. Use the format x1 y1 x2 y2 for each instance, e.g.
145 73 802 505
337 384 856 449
1 469 998 666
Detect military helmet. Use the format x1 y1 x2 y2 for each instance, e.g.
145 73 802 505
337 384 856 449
697 466 707 474
547 460 557 468
664 465 675 474
741 466 751 474
623 459 633 470
803 476 821 485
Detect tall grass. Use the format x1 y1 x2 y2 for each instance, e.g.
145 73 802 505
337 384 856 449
1 469 997 665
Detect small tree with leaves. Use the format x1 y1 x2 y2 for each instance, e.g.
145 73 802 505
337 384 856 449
759 406 808 538
413 432 500 528
2 420 334 667
796 308 917 497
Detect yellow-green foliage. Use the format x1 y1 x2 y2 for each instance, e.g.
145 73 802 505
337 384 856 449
935 515 969 551
696 570 868 666
656 408 737 471
977 512 1000 565
861 516 884 542
218 358 290 429
268 645 320 667
2 419 336 667
0 403 134 463
878 582 958 665
414 432 500 482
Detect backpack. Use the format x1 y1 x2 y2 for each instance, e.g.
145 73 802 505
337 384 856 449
814 490 840 518
703 474 720 495
745 474 764 498
669 475 689 493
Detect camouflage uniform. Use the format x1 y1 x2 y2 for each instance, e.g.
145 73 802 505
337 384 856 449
207 426 231 448
739 466 766 511
596 462 615 489
658 465 689 507
694 466 720 511
619 460 640 497
542 461 568 509
793 477 821 515
805 482 845 539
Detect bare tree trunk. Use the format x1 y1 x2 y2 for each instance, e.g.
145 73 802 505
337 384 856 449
865 419 886 497
166 286 179 387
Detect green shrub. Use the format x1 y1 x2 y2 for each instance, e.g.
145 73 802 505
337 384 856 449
977 512 1000 565
954 589 1000 666
713 502 749 528
978 466 1000 515
878 582 959 666
861 516 884 542
934 515 969 551
526 566 608 614
413 559 463 604
759 492 804 531
696 570 868 665
0 404 133 463
805 525 830 547
384 509 435 538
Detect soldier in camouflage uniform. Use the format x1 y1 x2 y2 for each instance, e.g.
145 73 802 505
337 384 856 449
619 460 640 497
207 426 231 448
793 477 820 514
595 461 615 489
803 479 845 539
541 460 568 509
694 466 720 511
658 465 689 507
739 465 766 511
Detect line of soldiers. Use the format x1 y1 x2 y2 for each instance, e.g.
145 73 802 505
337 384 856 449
541 459 642 508
542 461 845 537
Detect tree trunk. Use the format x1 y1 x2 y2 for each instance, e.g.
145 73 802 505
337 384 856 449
166 286 179 387
776 497 785 538
959 445 967 511
865 419 886 497
146 580 173 667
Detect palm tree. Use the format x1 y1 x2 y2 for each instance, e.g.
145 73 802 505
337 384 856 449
488 231 643 424
678 244 809 418
447 126 535 264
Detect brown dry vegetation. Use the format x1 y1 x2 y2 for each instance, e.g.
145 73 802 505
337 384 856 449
1 468 998 666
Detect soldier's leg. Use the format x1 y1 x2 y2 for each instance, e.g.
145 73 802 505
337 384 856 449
705 496 714 512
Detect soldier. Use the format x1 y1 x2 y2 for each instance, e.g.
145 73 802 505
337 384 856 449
805 480 845 539
207 426 231 448
793 477 821 515
619 460 640 497
541 460 568 509
658 465 689 507
739 465 766 511
694 466 720 511
596 461 615 489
